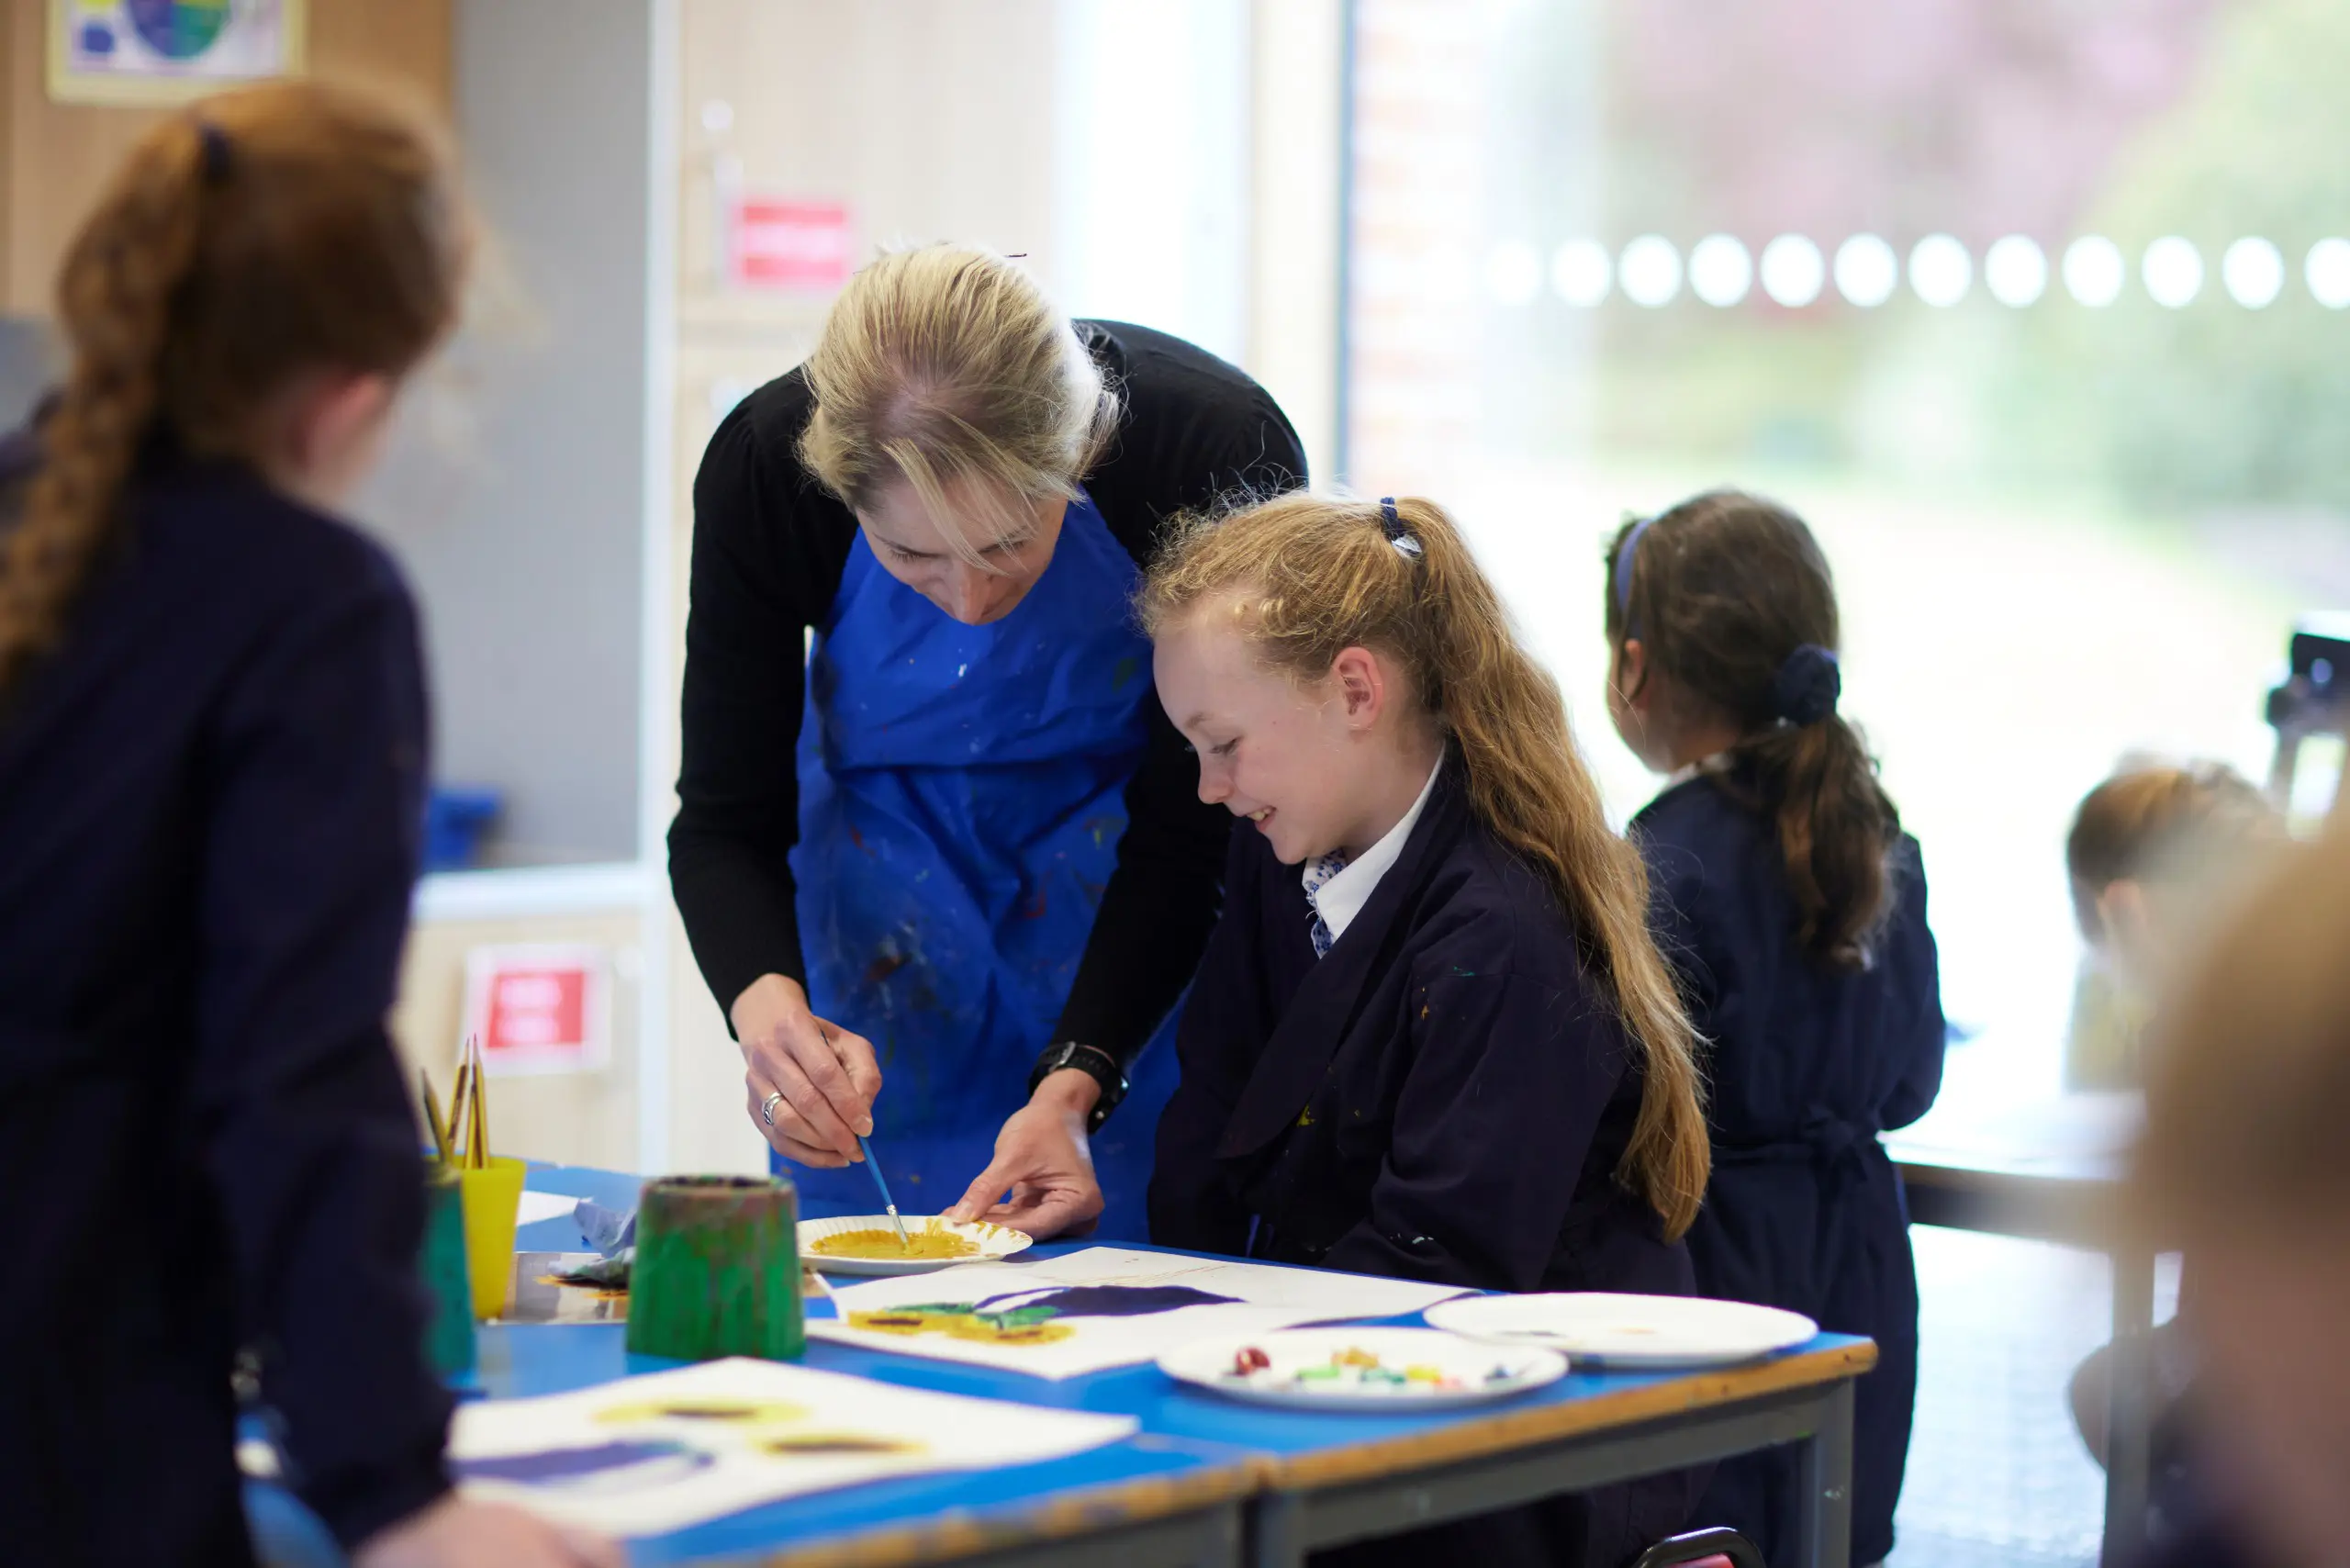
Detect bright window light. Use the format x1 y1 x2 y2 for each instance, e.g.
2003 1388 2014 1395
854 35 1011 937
1551 238 1613 307
1983 236 2047 307
2064 236 2126 307
1485 241 1543 307
2221 237 2285 308
1760 234 1824 307
2143 236 2203 308
1834 233 1899 308
1688 234 1753 307
2306 238 2350 308
1619 235 1684 308
1909 234 1973 307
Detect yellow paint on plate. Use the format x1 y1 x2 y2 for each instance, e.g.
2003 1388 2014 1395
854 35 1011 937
810 1226 978 1261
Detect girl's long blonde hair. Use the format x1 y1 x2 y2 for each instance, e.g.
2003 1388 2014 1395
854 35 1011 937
1141 493 1711 1238
797 243 1119 566
0 81 464 700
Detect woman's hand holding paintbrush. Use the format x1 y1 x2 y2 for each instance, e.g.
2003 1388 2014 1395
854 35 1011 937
733 976 883 1168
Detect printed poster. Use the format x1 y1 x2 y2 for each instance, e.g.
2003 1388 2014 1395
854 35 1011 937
463 943 614 1078
450 1359 1136 1537
50 0 305 106
811 1246 1472 1380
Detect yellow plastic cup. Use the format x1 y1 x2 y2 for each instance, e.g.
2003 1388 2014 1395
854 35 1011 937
458 1156 528 1320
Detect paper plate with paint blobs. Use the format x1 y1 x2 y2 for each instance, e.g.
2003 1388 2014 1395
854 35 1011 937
796 1215 1030 1276
1159 1327 1566 1410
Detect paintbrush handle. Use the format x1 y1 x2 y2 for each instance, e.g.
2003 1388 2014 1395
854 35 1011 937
857 1136 911 1247
420 1069 451 1164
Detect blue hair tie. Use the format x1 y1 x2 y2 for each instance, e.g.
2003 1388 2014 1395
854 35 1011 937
1771 644 1841 726
1378 497 1422 560
1612 514 1655 633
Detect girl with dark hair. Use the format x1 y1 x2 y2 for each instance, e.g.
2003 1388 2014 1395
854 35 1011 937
1603 489 1946 1567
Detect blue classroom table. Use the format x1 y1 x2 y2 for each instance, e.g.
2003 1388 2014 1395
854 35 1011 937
503 1163 1874 1568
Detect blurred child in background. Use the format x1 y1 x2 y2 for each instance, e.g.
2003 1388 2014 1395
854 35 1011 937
2063 760 2283 1091
1603 490 1945 1568
2058 760 2284 1526
2130 824 2350 1568
0 85 610 1566
1147 493 1712 1568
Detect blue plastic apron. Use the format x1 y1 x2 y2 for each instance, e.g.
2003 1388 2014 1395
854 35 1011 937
785 490 1181 1240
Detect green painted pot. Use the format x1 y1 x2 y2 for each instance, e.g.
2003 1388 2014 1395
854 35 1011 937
625 1174 803 1362
420 1164 476 1377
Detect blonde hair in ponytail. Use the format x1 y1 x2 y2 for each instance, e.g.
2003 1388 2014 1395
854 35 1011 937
0 81 464 700
797 243 1119 568
1141 492 1711 1239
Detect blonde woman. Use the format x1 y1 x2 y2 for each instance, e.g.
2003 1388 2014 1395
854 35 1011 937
670 245 1305 1238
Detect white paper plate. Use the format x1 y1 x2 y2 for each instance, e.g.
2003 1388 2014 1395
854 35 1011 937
1425 1293 1818 1368
795 1215 1031 1276
1159 1327 1566 1410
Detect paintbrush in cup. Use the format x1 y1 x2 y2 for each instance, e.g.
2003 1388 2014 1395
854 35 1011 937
450 1053 473 1165
465 1035 489 1170
857 1136 911 1250
420 1069 452 1164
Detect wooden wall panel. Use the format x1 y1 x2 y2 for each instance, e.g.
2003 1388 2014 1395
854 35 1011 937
1 0 452 315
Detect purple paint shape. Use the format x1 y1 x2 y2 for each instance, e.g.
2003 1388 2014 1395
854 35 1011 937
455 1439 712 1494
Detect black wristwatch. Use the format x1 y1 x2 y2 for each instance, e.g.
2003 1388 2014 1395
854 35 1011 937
1029 1041 1128 1133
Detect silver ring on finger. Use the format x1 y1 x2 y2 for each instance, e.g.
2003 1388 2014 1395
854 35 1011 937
760 1090 784 1128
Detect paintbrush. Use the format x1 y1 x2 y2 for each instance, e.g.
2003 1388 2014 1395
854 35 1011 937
420 1069 452 1164
857 1136 911 1250
450 1052 474 1166
466 1035 489 1170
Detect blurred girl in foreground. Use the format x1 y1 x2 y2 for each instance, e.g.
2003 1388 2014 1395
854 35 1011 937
0 84 610 1566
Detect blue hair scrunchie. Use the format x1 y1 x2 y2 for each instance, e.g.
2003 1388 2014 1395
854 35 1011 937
1378 497 1423 559
1771 644 1841 726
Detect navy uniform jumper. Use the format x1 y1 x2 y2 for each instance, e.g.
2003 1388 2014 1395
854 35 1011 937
1633 768 1945 1567
1153 756 1700 1568
0 433 451 1563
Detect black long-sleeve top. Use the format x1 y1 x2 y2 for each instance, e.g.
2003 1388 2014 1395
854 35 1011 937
668 319 1307 1068
0 435 451 1563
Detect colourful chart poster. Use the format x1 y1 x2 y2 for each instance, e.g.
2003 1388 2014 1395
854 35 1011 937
49 0 306 106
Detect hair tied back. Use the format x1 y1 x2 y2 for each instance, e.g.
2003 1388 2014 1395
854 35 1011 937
1378 497 1422 559
196 120 234 185
1771 643 1841 726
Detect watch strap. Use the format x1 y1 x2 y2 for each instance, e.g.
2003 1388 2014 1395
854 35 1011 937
1030 1041 1127 1133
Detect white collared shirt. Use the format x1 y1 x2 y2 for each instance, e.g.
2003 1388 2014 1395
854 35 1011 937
1303 753 1446 948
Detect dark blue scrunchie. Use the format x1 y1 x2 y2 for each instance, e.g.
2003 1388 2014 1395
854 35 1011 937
1771 644 1841 726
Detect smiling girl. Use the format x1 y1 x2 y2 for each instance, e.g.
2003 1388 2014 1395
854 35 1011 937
1144 493 1710 1568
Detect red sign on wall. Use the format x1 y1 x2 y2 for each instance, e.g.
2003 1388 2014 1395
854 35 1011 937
464 944 612 1077
730 198 853 290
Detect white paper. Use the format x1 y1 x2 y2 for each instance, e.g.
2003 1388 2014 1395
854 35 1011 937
810 1247 1472 1380
451 1358 1136 1537
516 1191 580 1227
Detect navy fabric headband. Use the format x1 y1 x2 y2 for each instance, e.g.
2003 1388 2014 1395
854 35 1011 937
1613 514 1655 630
1379 497 1422 560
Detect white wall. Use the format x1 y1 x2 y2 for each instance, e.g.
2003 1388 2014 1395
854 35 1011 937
1050 0 1253 366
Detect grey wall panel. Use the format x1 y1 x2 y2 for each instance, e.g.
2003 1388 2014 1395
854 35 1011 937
363 0 652 864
